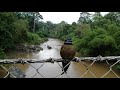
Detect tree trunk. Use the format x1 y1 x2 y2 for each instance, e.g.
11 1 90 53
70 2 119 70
33 13 35 33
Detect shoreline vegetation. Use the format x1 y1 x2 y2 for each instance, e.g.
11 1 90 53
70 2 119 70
14 37 48 53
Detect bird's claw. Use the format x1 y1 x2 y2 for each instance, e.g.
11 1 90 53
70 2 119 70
72 57 80 62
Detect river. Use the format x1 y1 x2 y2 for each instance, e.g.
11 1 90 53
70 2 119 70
3 38 120 78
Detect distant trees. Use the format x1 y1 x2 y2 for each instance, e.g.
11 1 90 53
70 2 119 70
31 12 43 33
78 12 92 24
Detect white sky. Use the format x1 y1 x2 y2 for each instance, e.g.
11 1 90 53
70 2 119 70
40 12 109 24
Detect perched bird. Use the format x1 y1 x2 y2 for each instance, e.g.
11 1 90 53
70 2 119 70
60 38 76 75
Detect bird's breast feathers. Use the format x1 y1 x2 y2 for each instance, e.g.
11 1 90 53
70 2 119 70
60 45 76 60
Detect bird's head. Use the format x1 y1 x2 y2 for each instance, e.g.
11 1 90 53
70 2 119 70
64 38 73 45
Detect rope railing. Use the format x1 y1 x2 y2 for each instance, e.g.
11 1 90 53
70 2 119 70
0 55 120 78
1 55 120 63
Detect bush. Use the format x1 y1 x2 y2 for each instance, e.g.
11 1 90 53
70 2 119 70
0 48 6 59
26 32 42 45
37 31 44 38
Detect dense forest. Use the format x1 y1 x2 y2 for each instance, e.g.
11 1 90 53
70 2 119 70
0 12 48 58
1 12 120 58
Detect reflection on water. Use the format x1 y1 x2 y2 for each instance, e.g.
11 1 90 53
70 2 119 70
3 38 120 78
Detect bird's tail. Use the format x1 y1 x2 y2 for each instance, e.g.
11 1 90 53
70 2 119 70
61 60 71 75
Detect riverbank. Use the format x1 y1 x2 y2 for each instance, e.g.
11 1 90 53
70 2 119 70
0 37 48 59
4 38 48 57
14 37 48 53
15 44 43 53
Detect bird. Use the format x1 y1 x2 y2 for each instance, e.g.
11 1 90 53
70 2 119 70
60 38 76 75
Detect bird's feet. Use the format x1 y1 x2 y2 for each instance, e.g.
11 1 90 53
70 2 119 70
72 57 80 62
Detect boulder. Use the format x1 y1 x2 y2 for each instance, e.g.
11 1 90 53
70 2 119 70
15 44 43 53
47 45 52 50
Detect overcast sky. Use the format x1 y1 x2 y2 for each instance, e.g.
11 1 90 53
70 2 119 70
40 12 109 24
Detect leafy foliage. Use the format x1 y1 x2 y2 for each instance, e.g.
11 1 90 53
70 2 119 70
0 48 6 59
26 32 44 45
0 12 46 59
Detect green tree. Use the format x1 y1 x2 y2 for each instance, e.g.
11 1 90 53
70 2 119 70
0 12 17 50
32 12 43 32
78 12 92 24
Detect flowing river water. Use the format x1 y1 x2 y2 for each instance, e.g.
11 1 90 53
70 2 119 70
2 38 120 78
